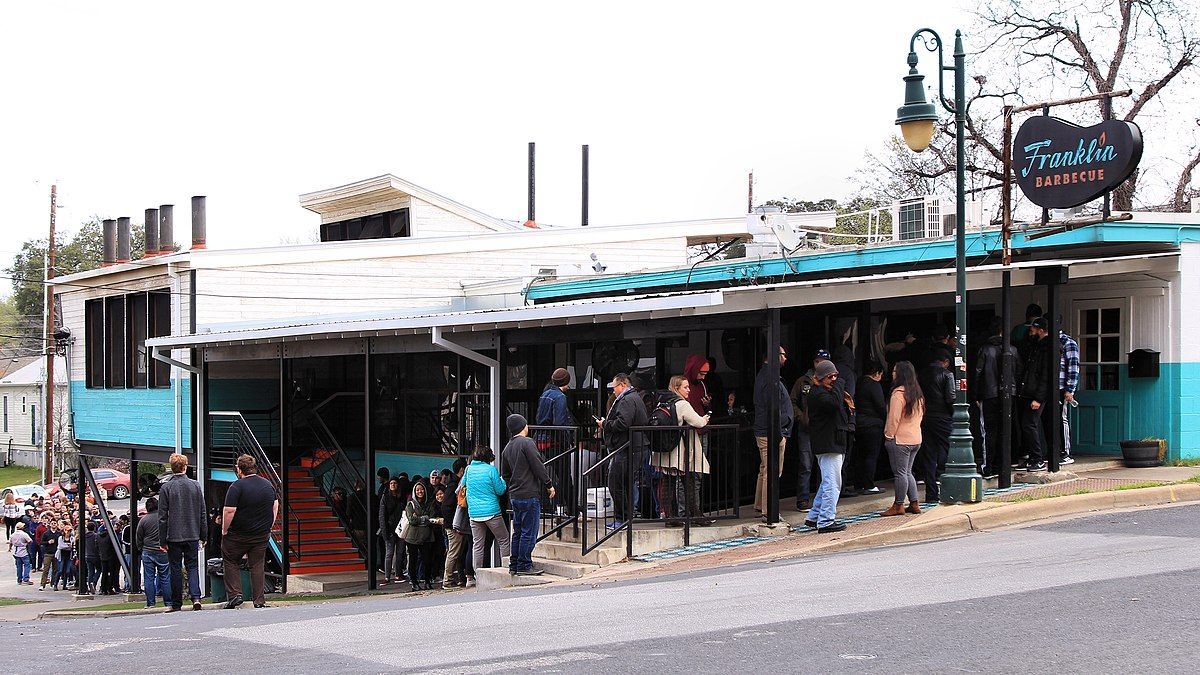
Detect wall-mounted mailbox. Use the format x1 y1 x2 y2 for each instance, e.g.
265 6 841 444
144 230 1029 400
1129 349 1160 378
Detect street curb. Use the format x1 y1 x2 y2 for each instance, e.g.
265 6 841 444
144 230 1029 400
793 482 1200 558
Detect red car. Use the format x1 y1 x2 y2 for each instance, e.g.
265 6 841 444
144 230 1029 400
47 469 131 500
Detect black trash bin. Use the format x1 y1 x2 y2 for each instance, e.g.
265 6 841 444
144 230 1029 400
207 557 252 603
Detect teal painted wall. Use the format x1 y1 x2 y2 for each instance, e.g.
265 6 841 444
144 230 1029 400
209 378 279 444
71 379 192 449
1076 362 1198 462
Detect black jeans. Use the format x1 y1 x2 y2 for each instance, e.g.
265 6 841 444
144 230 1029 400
981 398 1003 473
609 448 647 524
853 423 884 491
1019 399 1045 465
794 430 814 504
167 540 202 607
918 416 952 500
406 541 433 585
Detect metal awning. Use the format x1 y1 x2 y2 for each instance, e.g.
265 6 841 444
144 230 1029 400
146 250 1175 352
145 290 727 350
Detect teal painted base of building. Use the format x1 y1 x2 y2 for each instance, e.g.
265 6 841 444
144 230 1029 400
71 379 192 449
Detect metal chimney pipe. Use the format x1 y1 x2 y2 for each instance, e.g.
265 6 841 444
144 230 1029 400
144 208 160 256
116 217 132 263
158 204 174 253
525 142 536 227
582 144 589 227
191 196 207 249
101 219 117 266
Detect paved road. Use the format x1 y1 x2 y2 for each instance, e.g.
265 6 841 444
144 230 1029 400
9 504 1200 673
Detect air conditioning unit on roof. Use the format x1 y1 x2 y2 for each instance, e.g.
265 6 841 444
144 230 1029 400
891 195 985 241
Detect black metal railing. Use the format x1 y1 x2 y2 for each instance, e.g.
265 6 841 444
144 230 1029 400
210 412 302 565
579 439 632 558
635 424 742 548
528 425 581 543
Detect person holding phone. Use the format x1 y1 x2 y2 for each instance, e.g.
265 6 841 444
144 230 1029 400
652 376 713 526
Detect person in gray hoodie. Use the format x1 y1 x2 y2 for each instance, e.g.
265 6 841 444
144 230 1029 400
157 453 207 612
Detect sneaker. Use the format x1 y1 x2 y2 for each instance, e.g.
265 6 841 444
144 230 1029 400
817 522 847 533
253 603 268 608
1025 462 1048 472
982 471 999 480
513 567 545 576
193 601 203 611
795 500 810 511
223 595 244 610
464 577 476 588
861 486 883 495
1060 456 1075 465
803 519 817 528
606 520 625 531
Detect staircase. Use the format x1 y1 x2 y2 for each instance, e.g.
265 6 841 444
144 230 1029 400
282 467 366 576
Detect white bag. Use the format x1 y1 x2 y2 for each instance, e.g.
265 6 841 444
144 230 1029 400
585 487 614 518
395 511 410 539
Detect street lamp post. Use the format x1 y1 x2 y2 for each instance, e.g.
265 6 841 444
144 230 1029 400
896 28 983 504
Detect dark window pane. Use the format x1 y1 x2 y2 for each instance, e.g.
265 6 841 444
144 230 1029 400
388 209 410 237
1101 308 1120 334
85 300 105 388
1084 365 1099 391
128 293 149 388
149 291 172 387
1101 336 1120 363
324 222 344 242
105 296 126 388
346 220 362 240
1084 309 1098 335
1083 337 1098 363
1100 364 1120 390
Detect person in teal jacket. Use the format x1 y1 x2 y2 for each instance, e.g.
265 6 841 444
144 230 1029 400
460 446 511 570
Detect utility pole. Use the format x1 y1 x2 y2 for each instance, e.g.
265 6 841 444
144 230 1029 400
43 184 56 485
747 171 754 213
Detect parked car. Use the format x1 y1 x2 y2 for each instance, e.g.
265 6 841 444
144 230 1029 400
1 484 46 503
47 469 130 500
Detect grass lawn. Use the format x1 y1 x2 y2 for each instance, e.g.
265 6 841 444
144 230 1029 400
0 465 44 489
0 597 38 606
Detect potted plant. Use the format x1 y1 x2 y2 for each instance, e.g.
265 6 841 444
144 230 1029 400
1119 437 1166 468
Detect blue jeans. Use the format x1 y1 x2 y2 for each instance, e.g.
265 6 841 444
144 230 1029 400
509 498 541 572
167 541 202 607
809 453 845 528
142 550 172 607
14 555 30 583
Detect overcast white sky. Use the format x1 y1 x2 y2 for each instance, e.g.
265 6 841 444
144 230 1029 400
0 1 970 279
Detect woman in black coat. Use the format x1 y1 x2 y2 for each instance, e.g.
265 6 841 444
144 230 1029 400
851 360 888 495
379 478 406 585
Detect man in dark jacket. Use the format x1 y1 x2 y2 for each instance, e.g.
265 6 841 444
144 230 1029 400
918 348 956 502
852 360 887 494
158 453 208 612
1017 318 1052 472
602 373 648 528
973 317 1018 477
83 522 100 593
502 414 555 576
805 360 851 533
97 519 118 594
789 350 826 511
755 347 794 515
535 367 575 513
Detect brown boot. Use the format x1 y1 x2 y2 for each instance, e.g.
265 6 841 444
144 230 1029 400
881 502 906 517
906 500 922 515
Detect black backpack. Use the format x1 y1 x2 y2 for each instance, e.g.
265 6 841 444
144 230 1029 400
648 391 684 453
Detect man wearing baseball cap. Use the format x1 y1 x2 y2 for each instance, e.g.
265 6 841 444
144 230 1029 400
787 349 829 511
804 359 852 532
1016 317 1053 471
601 373 648 529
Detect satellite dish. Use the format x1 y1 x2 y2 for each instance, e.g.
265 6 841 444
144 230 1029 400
765 213 801 252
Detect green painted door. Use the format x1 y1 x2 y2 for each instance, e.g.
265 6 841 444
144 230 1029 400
1071 300 1126 455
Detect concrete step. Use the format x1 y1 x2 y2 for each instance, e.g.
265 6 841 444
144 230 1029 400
286 571 365 593
533 539 625 566
474 567 567 591
529 557 598 579
541 520 749 557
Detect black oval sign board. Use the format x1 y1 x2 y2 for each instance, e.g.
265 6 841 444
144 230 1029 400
1014 116 1142 209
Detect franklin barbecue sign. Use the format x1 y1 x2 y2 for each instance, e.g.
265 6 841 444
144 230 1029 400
1014 116 1143 209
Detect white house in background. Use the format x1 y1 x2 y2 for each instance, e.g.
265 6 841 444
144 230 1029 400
0 356 66 469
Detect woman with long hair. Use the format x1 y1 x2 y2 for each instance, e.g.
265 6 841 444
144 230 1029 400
882 361 925 516
379 478 406 585
651 375 712 526
402 481 442 591
3 493 20 538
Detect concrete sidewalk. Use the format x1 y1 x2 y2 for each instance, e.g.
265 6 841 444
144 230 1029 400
578 457 1200 584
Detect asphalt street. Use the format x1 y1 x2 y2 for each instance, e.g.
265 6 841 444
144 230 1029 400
9 503 1200 673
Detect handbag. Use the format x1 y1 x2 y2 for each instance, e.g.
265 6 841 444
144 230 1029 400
395 510 410 540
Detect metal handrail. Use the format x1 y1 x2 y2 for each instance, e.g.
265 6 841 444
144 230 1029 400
580 440 630 556
528 425 582 543
210 412 302 562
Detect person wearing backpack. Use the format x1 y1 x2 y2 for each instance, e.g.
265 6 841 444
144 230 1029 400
789 350 828 511
651 376 713 527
